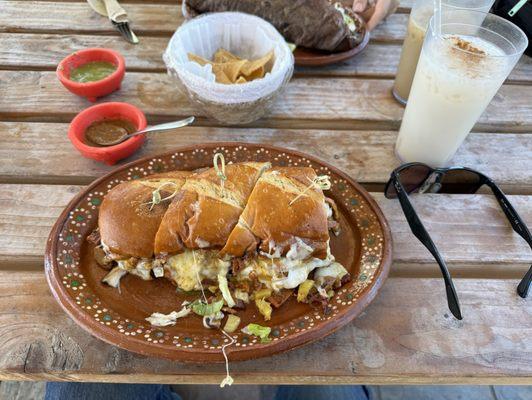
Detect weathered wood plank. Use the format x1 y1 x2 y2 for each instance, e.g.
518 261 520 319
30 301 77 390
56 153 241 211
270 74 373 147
1 34 530 83
0 33 168 72
297 45 532 83
0 272 529 384
0 1 408 42
1 184 530 277
0 184 82 266
0 1 182 35
0 71 530 131
1 122 531 193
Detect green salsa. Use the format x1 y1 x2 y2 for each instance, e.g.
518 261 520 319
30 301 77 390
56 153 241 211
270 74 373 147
70 61 117 83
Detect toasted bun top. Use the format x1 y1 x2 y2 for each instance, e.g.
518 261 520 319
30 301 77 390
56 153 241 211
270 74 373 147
98 171 190 258
154 162 270 255
221 167 330 259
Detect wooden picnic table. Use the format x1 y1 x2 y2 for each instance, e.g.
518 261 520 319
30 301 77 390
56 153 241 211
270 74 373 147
0 0 530 386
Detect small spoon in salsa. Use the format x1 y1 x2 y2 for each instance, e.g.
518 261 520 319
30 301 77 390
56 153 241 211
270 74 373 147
85 116 195 147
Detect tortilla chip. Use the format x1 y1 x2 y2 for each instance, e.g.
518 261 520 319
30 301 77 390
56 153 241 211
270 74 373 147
244 66 264 81
188 49 274 84
240 50 274 78
213 48 242 63
213 59 248 83
215 69 233 84
187 53 212 67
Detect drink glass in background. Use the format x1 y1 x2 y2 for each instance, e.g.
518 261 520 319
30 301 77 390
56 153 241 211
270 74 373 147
395 10 528 167
392 0 495 105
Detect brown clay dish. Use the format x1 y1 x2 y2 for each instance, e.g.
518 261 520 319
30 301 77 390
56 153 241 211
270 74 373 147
294 29 370 67
45 142 392 362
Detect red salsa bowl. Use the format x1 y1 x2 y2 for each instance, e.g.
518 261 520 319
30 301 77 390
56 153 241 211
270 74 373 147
57 48 126 102
68 102 146 165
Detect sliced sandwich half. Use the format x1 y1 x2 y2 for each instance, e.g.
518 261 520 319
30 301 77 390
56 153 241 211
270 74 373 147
153 162 270 302
220 167 349 318
94 171 190 287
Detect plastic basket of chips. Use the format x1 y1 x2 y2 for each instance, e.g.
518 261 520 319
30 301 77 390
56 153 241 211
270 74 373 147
164 12 294 125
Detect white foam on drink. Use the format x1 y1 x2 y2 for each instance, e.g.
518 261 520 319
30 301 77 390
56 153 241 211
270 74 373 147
428 35 508 81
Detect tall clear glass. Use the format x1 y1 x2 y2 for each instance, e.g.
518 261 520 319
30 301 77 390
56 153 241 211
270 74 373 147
392 0 495 105
395 9 528 167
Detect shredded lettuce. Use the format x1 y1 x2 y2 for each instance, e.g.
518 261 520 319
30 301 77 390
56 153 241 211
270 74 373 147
242 323 271 343
191 299 224 316
314 262 348 286
145 305 191 327
234 289 249 303
218 267 236 308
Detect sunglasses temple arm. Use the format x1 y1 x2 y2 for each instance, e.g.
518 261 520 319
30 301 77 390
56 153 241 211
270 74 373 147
517 266 532 298
487 182 532 298
395 188 463 320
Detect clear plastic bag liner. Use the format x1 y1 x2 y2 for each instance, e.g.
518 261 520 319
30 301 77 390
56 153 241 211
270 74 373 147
163 12 294 105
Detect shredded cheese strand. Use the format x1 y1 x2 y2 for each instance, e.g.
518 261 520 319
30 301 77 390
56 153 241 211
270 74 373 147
213 153 227 191
192 250 208 304
219 329 236 387
289 175 331 206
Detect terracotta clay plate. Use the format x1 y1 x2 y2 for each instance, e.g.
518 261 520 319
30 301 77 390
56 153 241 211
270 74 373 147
45 142 392 363
294 29 370 66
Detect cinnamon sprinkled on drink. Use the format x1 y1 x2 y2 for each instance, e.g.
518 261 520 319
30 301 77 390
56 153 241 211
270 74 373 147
444 35 494 78
449 36 486 55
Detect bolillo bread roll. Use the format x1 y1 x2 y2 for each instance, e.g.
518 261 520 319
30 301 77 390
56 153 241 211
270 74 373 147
154 162 270 255
98 171 190 259
221 167 330 260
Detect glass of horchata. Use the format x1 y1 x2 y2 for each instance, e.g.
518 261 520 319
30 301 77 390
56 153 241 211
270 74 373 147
392 0 495 105
395 9 528 167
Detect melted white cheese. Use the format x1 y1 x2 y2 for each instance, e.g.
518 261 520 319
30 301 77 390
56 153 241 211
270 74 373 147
165 250 229 291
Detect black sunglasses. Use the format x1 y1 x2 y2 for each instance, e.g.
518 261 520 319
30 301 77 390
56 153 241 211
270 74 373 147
385 163 532 320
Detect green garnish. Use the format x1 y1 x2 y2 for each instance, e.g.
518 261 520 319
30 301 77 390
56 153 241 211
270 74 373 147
242 323 271 343
191 299 224 316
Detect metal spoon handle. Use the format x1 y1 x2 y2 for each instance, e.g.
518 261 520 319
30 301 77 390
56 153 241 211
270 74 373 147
127 116 195 139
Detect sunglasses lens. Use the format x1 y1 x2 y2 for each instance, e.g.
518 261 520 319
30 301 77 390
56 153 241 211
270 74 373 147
440 170 482 194
386 164 432 198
